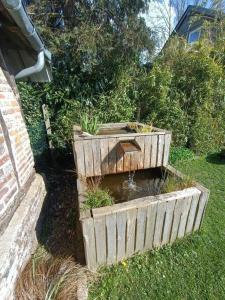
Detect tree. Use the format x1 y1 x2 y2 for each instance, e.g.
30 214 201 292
141 0 176 53
21 0 156 149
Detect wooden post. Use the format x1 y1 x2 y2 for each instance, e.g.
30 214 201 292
42 104 55 164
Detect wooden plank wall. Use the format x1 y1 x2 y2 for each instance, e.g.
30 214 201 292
81 187 209 271
74 132 171 177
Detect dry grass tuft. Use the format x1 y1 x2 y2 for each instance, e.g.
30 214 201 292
15 247 95 300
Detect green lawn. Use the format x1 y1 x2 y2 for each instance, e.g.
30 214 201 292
89 154 225 300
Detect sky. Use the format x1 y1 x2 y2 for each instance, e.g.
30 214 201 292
141 0 176 51
141 0 176 53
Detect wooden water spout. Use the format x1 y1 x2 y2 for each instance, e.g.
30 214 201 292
118 140 141 154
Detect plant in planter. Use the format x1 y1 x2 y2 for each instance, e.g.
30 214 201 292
162 174 194 194
82 176 114 210
84 188 114 210
128 122 153 133
80 113 99 135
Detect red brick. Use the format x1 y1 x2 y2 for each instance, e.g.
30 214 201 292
0 187 8 199
4 186 17 204
0 155 10 167
0 173 13 189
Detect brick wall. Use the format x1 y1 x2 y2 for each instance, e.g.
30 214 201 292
0 67 34 232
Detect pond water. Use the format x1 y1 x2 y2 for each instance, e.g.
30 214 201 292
98 168 167 203
97 127 135 135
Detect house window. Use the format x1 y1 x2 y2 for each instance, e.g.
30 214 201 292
188 28 201 44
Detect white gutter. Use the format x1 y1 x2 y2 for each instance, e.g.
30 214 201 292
1 0 51 79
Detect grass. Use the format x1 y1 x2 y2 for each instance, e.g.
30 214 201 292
89 153 225 300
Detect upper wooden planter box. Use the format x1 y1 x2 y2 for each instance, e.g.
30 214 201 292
73 122 172 178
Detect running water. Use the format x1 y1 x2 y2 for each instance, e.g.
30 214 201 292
127 172 137 190
99 168 166 203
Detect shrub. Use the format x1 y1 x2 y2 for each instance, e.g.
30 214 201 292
140 29 225 154
169 147 195 165
18 83 49 158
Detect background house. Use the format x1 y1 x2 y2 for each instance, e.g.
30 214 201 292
0 1 51 298
173 5 222 44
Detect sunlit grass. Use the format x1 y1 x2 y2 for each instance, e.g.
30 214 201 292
89 154 225 300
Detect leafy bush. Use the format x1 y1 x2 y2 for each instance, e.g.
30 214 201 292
18 83 48 157
18 9 225 156
139 23 225 154
169 147 195 165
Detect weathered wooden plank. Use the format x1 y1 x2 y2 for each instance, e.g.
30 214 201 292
74 141 86 177
170 198 184 243
116 138 124 173
108 138 117 174
81 131 166 140
94 217 106 265
106 213 117 264
135 206 147 252
144 202 158 250
177 196 192 238
135 136 145 170
154 177 161 195
79 205 91 220
83 139 94 177
151 135 158 168
143 135 152 169
193 191 209 231
92 139 102 176
161 199 176 245
82 218 97 271
123 152 131 172
185 194 199 234
92 187 200 218
77 178 87 203
100 138 109 175
163 133 171 166
116 211 127 262
153 201 167 248
126 208 137 257
130 151 138 171
157 134 164 167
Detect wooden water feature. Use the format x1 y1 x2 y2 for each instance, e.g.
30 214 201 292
73 122 172 177
73 122 209 271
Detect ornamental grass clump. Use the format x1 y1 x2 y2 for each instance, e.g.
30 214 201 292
80 113 99 135
85 188 114 209
15 247 94 300
82 176 114 209
162 175 194 194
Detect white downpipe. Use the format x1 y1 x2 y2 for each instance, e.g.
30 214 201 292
15 51 45 80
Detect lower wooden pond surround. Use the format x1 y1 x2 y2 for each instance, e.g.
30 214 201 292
77 165 210 271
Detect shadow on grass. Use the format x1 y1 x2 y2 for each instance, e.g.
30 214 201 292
206 152 225 165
